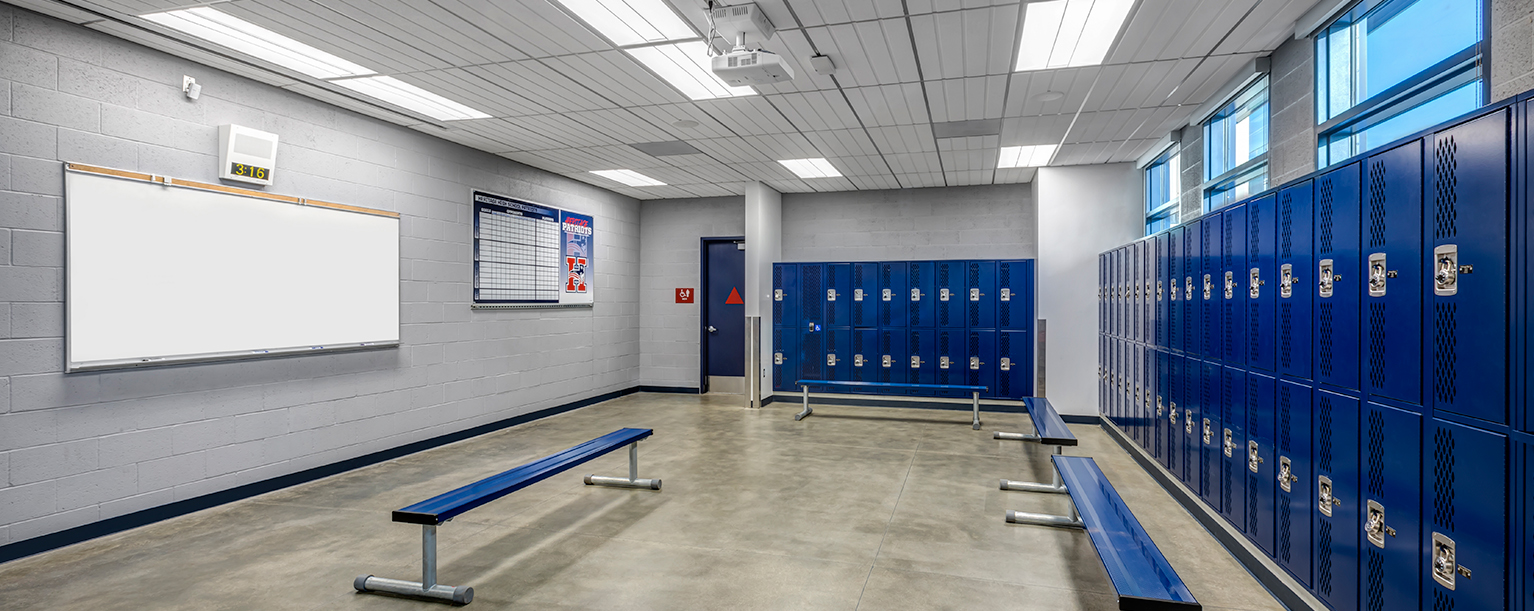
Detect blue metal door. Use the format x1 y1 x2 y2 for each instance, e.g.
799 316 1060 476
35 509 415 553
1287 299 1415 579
1141 345 1155 450
1165 355 1182 472
1276 380 1313 587
1131 245 1142 343
1155 350 1170 463
879 262 908 328
1278 181 1314 381
823 328 851 382
1247 372 1277 556
851 263 878 328
799 263 825 328
1361 402 1421 611
908 261 936 328
1222 366 1247 531
824 263 852 328
850 329 878 382
706 241 747 378
998 260 1033 331
1156 233 1171 349
1363 139 1424 406
1429 111 1509 425
772 326 798 391
1179 354 1199 490
1142 240 1155 342
966 260 997 330
1183 220 1203 357
935 329 964 386
1314 390 1360 611
1315 162 1362 393
1222 204 1249 364
1249 194 1278 372
967 330 997 397
998 330 1029 399
1202 214 1223 357
799 322 824 382
1200 361 1222 512
1424 419 1507 611
773 263 799 330
908 329 935 389
877 329 906 384
935 260 965 329
1169 226 1184 353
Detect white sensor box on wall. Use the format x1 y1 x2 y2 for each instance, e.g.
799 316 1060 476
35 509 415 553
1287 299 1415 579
219 124 278 186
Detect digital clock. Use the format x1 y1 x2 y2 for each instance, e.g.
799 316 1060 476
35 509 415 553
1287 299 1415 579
229 163 270 181
219 125 278 186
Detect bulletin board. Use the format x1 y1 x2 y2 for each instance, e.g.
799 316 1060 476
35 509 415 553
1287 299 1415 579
471 190 594 307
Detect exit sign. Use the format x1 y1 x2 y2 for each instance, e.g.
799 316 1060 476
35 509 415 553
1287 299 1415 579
675 288 694 303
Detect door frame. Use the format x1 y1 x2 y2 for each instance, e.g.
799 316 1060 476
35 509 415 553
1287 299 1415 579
698 236 746 394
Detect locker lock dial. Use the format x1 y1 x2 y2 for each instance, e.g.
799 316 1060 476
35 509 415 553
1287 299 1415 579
1368 253 1393 297
1318 260 1335 298
1201 418 1213 444
1184 410 1194 434
939 356 951 369
910 288 923 301
1223 429 1235 457
939 288 951 301
853 288 864 301
1224 272 1235 300
1247 440 1262 473
1157 281 1164 301
853 354 865 367
827 288 838 301
774 289 784 301
1317 476 1339 517
1203 274 1213 300
969 356 982 370
1168 403 1178 424
909 356 922 369
1248 268 1262 299
882 355 892 368
774 352 784 365
1433 245 1471 296
1365 500 1397 548
882 288 892 302
826 353 838 366
1277 456 1296 493
1000 288 1012 301
1184 276 1194 301
1279 264 1294 299
1155 397 1164 417
1169 278 1178 301
1000 357 1012 371
1432 533 1463 590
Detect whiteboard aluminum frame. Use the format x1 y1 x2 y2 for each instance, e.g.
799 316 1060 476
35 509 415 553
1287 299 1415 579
63 162 401 373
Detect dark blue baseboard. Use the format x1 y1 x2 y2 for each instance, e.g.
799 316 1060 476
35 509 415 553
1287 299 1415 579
637 385 700 394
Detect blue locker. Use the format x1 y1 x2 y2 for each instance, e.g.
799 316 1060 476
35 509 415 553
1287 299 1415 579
1278 181 1314 380
850 329 878 383
1115 249 1125 338
1363 139 1424 406
935 329 965 386
908 262 936 328
998 330 1029 399
1132 348 1144 436
1429 111 1510 425
1424 419 1507 611
935 260 966 329
1142 240 1155 343
998 260 1033 331
1179 354 1200 490
1315 162 1363 393
1099 254 1107 335
1155 350 1170 463
1109 340 1121 420
1222 204 1249 364
1314 390 1361 611
800 264 826 327
799 323 824 382
1247 372 1278 556
908 329 935 390
1526 446 1531 611
877 329 906 384
1156 233 1171 349
878 262 908 328
1361 402 1421 611
1221 366 1248 531
967 260 997 330
1201 214 1223 357
1183 220 1203 357
1276 380 1313 587
1199 360 1222 512
850 263 878 328
824 263 852 328
773 263 799 329
772 326 798 392
823 328 851 381
1169 226 1185 352
1249 194 1278 372
1141 345 1155 450
1130 245 1142 343
1166 355 1183 472
966 330 997 397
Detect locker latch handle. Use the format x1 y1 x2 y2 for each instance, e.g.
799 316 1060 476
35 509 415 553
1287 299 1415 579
854 354 865 367
1157 281 1164 301
853 288 864 301
1000 288 1012 301
1168 404 1178 424
1223 429 1234 457
939 356 951 369
774 352 784 365
1248 268 1261 298
827 289 837 302
827 354 838 366
970 356 982 370
910 288 923 301
1169 278 1178 301
1247 440 1262 473
1184 276 1194 301
1277 456 1295 493
774 289 784 301
1318 260 1335 298
1434 245 1461 296
910 356 922 368
1365 501 1386 548
1432 533 1458 590
1368 253 1389 297
1224 272 1235 300
970 288 982 301
882 288 892 302
1184 410 1194 434
1318 476 1335 517
882 355 892 368
939 288 951 301
1203 274 1213 300
1201 418 1213 444
1000 357 1011 371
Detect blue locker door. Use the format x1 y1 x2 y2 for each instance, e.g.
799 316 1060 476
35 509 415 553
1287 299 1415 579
998 330 1028 399
1142 240 1155 343
967 330 997 398
1132 348 1144 434
1141 345 1155 450
935 260 965 329
800 264 825 328
1276 380 1313 587
1200 361 1222 512
1110 340 1121 420
1155 350 1170 463
1314 390 1361 611
851 263 879 328
1202 214 1223 357
1424 419 1507 611
1247 372 1278 556
1099 254 1107 335
998 260 1032 330
935 329 964 387
1180 354 1200 490
908 329 935 390
1130 246 1142 343
850 329 878 382
1184 220 1203 357
1156 234 1171 348
773 264 799 329
1221 367 1248 531
967 260 997 330
1315 163 1363 393
908 262 936 328
877 329 906 384
1222 205 1249 364
799 323 824 382
1249 194 1278 372
878 262 908 328
1429 111 1509 425
772 326 798 391
1364 140 1424 406
1169 226 1184 352
1279 181 1315 380
1166 355 1183 472
1361 402 1422 611
824 328 851 381
1115 249 1126 338
824 263 852 328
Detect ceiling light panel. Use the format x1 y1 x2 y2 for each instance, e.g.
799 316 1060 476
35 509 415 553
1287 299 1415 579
1015 0 1134 72
997 145 1059 168
142 7 373 80
553 0 696 47
778 158 843 179
332 76 491 121
625 41 756 100
591 169 666 186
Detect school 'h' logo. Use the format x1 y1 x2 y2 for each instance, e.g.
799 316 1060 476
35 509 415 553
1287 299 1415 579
566 256 588 292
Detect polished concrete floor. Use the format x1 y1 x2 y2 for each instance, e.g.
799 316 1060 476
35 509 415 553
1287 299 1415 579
0 393 1284 610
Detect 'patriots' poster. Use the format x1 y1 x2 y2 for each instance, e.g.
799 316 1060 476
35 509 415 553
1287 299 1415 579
560 211 594 304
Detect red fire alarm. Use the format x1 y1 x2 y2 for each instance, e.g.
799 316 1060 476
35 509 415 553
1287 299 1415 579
675 288 695 303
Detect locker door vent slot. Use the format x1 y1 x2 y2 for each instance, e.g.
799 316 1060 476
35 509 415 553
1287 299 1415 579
1432 427 1455 530
1280 303 1292 369
1367 411 1385 497
1433 136 1458 239
1247 469 1260 532
1368 160 1387 248
1280 499 1292 561
1365 548 1384 611
1318 475 1335 517
1431 532 1457 591
803 266 822 323
1318 303 1334 377
1317 519 1334 595
1433 303 1457 404
1318 397 1333 474
1368 304 1386 389
1318 177 1335 253
1280 192 1293 258
1433 589 1455 611
999 334 1012 397
1249 298 1260 362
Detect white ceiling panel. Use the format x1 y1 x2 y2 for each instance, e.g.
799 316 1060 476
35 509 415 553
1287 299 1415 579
883 152 945 175
627 104 739 140
1217 0 1317 55
464 61 615 114
843 83 930 127
269 0 521 67
542 51 690 107
770 91 863 131
897 172 947 188
789 0 907 28
751 29 841 94
832 154 895 177
906 0 1018 13
524 145 672 171
695 97 802 136
431 0 613 58
909 5 1019 80
214 0 444 73
944 170 993 186
674 183 744 197
804 20 921 87
924 75 1008 123
847 174 903 190
564 109 676 144
740 133 824 159
999 114 1075 146
691 138 775 163
993 167 1036 184
868 125 939 154
804 129 883 158
1003 66 1100 117
394 69 551 117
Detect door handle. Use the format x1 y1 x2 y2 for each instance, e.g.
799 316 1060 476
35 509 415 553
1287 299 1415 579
707 326 718 333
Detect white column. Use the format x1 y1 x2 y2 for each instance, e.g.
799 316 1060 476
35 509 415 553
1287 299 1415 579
745 182 782 396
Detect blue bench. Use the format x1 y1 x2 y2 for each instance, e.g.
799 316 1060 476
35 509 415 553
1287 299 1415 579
355 428 661 604
1008 455 1200 610
993 397 1078 493
793 380 988 429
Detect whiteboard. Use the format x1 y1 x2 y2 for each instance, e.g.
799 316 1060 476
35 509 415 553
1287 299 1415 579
66 168 399 371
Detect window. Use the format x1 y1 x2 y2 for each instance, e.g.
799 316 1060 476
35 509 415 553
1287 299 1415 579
1203 78 1269 212
1315 0 1484 166
1145 148 1180 234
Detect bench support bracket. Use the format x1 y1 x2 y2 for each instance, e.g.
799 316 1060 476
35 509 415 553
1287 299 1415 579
585 442 662 490
970 392 980 430
795 385 813 421
1000 445 1068 494
354 524 474 604
1005 504 1084 529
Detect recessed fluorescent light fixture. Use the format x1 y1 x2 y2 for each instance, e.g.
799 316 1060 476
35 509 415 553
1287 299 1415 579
1015 0 1135 72
553 0 696 47
778 158 842 179
142 7 373 79
591 169 666 186
331 76 490 121
997 145 1059 168
625 41 755 100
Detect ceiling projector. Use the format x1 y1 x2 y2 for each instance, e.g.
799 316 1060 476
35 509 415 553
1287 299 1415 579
708 2 794 85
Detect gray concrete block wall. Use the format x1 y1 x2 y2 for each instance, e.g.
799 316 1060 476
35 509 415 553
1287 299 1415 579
638 197 744 388
781 184 1036 262
1493 0 1534 101
1268 36 1317 186
0 7 640 547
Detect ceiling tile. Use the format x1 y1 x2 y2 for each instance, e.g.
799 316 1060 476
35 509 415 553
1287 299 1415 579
924 75 1007 123
909 5 1018 80
843 83 929 127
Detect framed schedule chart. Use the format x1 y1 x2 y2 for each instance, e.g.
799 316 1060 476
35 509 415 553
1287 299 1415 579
472 190 595 307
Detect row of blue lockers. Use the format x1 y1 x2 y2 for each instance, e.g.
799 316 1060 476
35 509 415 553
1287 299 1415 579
1099 93 1533 611
771 260 1036 399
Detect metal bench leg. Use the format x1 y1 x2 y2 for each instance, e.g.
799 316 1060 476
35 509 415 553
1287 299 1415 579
585 442 662 490
794 385 813 421
1000 446 1069 494
1006 497 1084 529
971 391 981 430
993 431 1040 441
354 524 474 604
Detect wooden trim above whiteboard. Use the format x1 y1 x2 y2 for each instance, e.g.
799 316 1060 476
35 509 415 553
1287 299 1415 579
65 162 400 219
